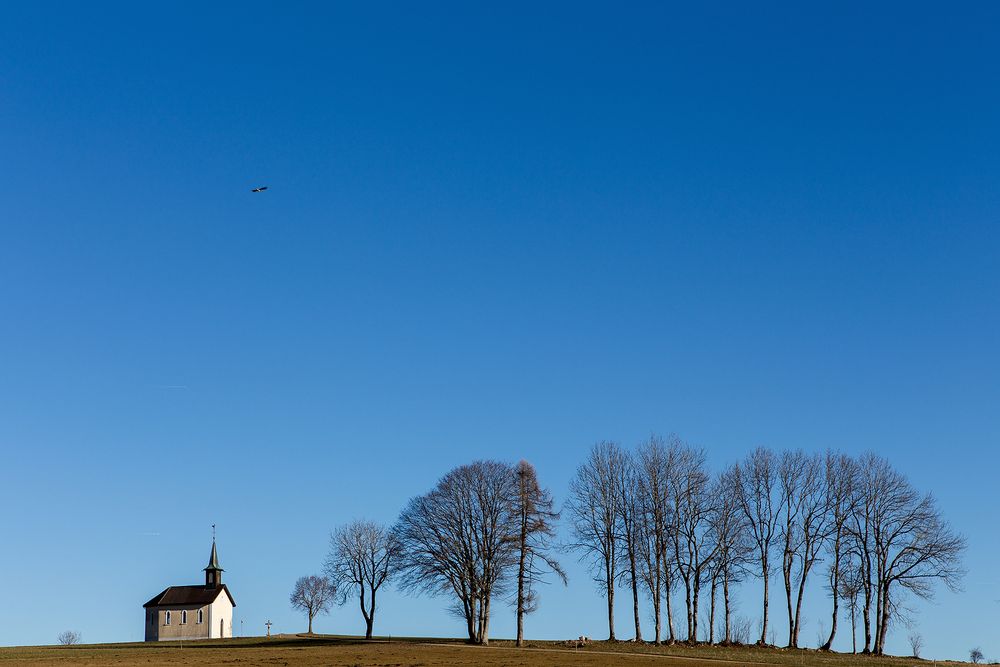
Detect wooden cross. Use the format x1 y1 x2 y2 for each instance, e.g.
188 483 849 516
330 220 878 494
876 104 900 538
265 620 273 638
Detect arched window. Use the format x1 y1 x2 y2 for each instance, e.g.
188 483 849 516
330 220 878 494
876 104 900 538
181 610 187 624
165 611 171 625
197 609 203 624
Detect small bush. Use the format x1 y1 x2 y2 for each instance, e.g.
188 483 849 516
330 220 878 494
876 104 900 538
57 631 81 646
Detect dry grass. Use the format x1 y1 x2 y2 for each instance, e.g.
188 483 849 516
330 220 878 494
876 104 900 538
0 635 964 667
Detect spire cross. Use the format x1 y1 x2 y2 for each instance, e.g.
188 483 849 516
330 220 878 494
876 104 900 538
212 524 216 541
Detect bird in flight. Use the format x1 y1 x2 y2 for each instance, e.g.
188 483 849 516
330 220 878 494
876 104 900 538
251 186 269 193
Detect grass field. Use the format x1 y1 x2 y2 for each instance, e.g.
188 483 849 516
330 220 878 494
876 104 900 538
0 635 963 667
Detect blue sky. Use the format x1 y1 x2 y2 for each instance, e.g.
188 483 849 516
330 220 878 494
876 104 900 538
1 1 997 659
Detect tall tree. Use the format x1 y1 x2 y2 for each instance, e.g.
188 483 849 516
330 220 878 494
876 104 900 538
395 460 518 644
837 558 864 654
709 464 751 645
669 444 716 642
324 519 400 639
513 460 567 647
820 452 859 651
777 450 806 648
290 575 336 634
567 441 626 641
853 454 965 655
636 435 678 644
779 451 833 647
616 449 644 641
733 447 780 645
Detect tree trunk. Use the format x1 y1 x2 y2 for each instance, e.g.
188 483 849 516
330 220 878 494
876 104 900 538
606 556 616 640
759 553 770 645
709 575 717 645
465 595 477 643
821 554 840 651
791 560 812 648
691 572 700 642
666 574 676 642
482 593 491 645
516 497 528 647
784 548 794 647
851 607 857 654
307 612 313 635
630 549 642 641
723 572 732 644
366 586 376 640
359 588 372 639
861 583 872 654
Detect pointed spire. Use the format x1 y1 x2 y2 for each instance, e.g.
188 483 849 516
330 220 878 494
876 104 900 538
204 526 224 587
206 540 221 571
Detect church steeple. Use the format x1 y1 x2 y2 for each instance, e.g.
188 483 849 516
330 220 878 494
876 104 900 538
204 526 224 588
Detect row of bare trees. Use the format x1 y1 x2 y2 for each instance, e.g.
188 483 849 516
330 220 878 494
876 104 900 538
300 444 961 654
567 438 965 655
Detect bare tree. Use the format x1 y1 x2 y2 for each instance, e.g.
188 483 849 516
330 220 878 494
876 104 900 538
513 460 566 647
710 465 751 645
777 450 806 648
396 460 518 645
57 631 81 646
636 435 678 644
290 575 336 634
908 631 923 658
837 558 864 654
566 441 625 641
779 451 832 648
820 452 859 651
324 519 400 639
670 444 716 642
972 648 985 664
734 447 780 645
851 454 965 655
616 449 644 641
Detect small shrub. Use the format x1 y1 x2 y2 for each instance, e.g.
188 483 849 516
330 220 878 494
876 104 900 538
57 631 81 646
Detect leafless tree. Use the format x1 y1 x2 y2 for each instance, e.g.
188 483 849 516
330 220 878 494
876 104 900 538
669 444 716 642
710 464 751 644
972 648 985 664
820 452 859 651
908 631 923 658
396 460 518 645
850 454 965 655
57 631 81 646
513 460 566 647
324 519 400 639
290 575 336 634
616 449 644 641
779 451 832 648
636 435 678 644
837 558 864 654
734 447 780 645
566 441 625 641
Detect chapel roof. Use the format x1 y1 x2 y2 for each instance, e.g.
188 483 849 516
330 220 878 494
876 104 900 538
143 584 236 608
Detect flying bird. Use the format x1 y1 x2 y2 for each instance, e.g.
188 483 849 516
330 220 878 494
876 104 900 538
251 186 268 193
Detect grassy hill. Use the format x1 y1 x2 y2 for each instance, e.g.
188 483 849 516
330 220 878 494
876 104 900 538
0 634 967 667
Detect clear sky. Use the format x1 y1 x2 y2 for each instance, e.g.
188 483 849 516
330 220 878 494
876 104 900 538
1 1 997 659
